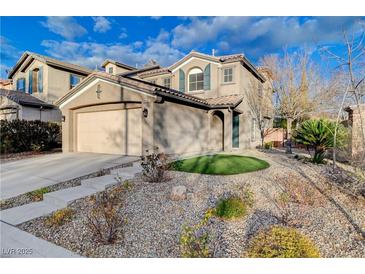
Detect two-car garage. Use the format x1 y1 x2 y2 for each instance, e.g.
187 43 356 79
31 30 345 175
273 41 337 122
75 108 142 156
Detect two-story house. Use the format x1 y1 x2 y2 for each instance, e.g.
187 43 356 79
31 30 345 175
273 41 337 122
1 52 92 121
56 50 273 156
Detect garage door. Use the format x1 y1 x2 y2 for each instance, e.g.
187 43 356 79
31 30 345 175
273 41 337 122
76 108 142 155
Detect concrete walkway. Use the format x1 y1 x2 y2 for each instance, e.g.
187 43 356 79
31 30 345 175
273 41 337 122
0 221 81 258
0 152 138 200
0 163 142 258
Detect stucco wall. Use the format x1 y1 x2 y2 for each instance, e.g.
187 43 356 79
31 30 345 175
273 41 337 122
60 79 153 153
153 100 210 155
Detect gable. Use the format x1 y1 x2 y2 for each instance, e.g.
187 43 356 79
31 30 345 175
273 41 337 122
59 77 155 110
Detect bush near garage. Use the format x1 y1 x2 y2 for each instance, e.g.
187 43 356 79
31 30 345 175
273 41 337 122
0 119 61 153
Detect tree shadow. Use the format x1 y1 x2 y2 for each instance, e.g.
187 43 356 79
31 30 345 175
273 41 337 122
265 151 365 240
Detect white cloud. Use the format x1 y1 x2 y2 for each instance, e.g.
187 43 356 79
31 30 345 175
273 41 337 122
119 28 128 39
171 17 364 57
41 17 87 40
0 36 21 62
41 35 184 69
92 17 111 33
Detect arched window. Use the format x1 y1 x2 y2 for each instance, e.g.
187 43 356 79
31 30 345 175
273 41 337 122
188 67 204 92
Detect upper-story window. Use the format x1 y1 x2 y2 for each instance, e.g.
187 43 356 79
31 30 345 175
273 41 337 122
149 79 156 84
16 78 25 92
70 74 82 89
108 67 113 74
223 67 233 83
163 77 171 88
188 68 204 92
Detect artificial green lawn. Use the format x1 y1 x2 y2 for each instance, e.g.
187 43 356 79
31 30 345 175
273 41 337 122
171 154 270 175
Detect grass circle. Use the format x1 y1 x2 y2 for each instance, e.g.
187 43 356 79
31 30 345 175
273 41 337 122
171 154 270 175
247 226 320 258
214 197 247 220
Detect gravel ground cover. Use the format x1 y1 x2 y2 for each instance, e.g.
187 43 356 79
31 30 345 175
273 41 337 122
0 162 133 210
19 150 365 258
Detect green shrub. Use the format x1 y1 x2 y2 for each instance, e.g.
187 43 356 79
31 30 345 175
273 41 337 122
214 197 247 220
293 119 348 164
247 226 320 258
264 141 273 149
0 119 61 154
179 210 213 258
46 208 74 227
27 187 51 201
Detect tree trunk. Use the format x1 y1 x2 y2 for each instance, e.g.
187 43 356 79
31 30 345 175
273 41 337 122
286 118 293 154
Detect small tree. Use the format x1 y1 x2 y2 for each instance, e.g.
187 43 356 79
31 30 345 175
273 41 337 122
293 119 348 164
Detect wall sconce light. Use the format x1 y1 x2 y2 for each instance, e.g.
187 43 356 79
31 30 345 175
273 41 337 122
96 84 102 99
62 115 66 122
143 108 148 118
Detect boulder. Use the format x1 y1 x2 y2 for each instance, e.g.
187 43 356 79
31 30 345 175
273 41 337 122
170 185 187 201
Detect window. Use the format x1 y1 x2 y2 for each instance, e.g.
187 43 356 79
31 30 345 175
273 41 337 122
31 69 39 93
232 112 240 148
251 118 256 141
70 74 82 89
223 67 233 83
163 78 171 88
16 78 25 92
108 67 113 74
188 68 204 92
149 79 156 84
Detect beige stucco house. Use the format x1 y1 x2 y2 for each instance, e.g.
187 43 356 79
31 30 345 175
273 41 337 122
56 51 274 156
0 89 60 121
2 51 93 122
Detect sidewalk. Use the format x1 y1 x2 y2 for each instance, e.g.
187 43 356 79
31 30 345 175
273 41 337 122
0 221 81 258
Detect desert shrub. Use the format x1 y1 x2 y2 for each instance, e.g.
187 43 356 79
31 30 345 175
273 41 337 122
179 210 213 258
264 141 273 149
140 147 168 183
27 187 51 201
86 186 125 244
214 197 247 220
293 119 348 164
46 208 74 227
247 226 320 258
0 119 61 154
274 174 324 227
236 185 255 208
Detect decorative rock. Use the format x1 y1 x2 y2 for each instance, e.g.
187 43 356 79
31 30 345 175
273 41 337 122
170 185 187 201
186 193 194 200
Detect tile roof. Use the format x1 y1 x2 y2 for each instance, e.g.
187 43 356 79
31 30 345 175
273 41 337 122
205 94 243 107
56 71 243 109
0 89 55 108
137 68 171 78
8 51 92 78
101 59 136 70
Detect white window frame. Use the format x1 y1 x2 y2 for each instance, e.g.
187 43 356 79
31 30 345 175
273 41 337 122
188 67 204 92
223 67 233 83
163 77 171 88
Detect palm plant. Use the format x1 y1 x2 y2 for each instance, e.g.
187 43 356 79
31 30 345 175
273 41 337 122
293 119 348 164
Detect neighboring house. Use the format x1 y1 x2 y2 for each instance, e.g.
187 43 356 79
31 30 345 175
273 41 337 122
0 89 61 121
8 51 92 105
0 79 13 90
344 104 365 160
56 51 274 156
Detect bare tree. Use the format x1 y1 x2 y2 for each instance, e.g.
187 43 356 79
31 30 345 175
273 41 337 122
322 25 365 168
261 50 318 143
245 71 274 148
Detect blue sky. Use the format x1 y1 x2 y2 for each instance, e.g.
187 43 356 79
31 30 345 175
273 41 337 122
1 16 364 78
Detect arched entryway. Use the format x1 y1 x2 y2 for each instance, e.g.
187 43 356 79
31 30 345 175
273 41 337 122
210 110 224 151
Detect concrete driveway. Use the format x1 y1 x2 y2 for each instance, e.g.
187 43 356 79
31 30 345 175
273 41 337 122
0 153 138 200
